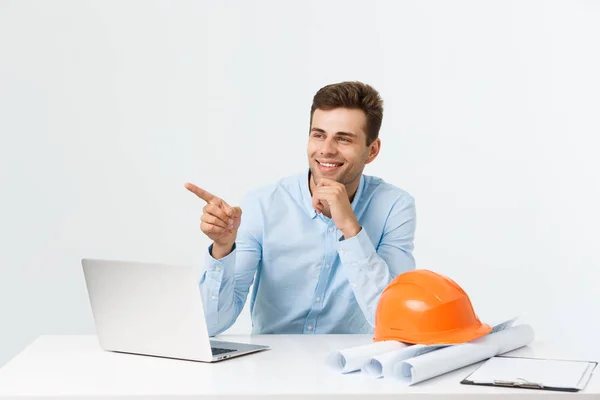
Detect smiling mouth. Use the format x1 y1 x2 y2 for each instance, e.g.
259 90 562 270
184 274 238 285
317 160 343 172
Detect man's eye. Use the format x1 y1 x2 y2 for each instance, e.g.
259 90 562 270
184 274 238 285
338 137 350 142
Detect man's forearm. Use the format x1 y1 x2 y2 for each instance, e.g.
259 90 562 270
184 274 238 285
337 228 415 326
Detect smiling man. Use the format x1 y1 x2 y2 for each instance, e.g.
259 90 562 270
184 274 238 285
185 81 416 335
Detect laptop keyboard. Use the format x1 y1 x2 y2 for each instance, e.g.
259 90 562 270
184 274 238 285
211 347 236 356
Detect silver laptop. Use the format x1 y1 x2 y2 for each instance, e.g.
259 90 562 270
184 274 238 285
81 258 269 362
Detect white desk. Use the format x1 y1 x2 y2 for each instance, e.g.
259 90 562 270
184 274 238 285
0 334 598 399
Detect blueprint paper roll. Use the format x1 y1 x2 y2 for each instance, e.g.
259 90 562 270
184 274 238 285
393 324 535 385
326 340 406 374
362 344 447 379
361 315 519 379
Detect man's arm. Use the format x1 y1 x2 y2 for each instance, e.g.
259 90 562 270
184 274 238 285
199 224 261 336
337 195 416 326
184 182 263 337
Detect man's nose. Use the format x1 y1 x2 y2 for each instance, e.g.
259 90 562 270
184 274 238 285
320 138 337 155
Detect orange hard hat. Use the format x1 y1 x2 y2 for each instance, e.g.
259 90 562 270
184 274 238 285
374 269 492 345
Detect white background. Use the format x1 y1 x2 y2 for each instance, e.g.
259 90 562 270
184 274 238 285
1 0 599 368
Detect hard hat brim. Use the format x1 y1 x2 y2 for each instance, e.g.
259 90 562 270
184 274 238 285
375 321 493 345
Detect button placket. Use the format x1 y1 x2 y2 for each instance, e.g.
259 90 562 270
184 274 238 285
308 222 336 333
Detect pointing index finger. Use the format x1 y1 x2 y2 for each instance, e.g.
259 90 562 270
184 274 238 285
185 182 218 204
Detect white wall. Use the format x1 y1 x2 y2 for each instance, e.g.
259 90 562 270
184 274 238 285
1 0 599 367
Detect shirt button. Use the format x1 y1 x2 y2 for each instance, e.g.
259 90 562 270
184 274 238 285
307 325 313 331
215 266 221 272
351 283 357 288
325 264 330 269
339 250 345 256
211 295 217 300
316 297 321 302
329 228 334 233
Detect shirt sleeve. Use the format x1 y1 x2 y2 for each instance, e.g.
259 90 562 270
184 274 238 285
198 193 263 336
337 194 416 326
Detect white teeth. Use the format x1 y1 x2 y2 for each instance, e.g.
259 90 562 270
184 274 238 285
320 162 339 167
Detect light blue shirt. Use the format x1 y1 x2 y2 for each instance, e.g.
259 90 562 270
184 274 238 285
199 170 416 336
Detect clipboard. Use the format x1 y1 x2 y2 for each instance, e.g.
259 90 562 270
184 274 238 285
460 355 598 392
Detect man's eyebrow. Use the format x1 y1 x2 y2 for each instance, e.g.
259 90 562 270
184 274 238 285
336 131 358 138
310 128 358 138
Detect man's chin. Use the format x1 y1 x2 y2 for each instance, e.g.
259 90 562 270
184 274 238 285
312 171 344 185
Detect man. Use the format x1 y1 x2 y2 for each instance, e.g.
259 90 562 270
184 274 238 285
185 81 416 336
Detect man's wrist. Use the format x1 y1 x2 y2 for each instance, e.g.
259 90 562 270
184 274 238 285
340 221 361 239
211 241 235 260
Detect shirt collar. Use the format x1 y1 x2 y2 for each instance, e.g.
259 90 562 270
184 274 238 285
299 168 366 220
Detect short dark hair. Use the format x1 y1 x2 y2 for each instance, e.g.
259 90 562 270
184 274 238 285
310 81 384 145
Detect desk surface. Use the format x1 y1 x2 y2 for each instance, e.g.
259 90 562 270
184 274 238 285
0 334 598 399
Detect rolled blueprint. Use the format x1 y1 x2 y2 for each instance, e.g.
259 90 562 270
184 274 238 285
361 315 518 379
393 324 535 385
362 344 448 379
326 340 406 374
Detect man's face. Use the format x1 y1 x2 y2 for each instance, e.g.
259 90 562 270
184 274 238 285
307 108 380 188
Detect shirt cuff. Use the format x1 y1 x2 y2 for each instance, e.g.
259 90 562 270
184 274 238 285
205 243 236 276
337 227 376 264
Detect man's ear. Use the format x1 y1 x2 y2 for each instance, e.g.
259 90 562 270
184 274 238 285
365 138 381 164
